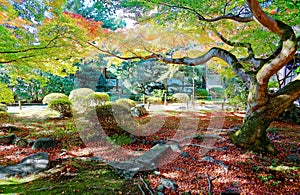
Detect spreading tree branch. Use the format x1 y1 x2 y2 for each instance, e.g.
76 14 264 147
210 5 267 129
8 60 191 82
245 0 298 112
159 2 253 23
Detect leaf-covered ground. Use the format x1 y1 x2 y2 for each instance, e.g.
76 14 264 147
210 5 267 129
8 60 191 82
0 109 299 194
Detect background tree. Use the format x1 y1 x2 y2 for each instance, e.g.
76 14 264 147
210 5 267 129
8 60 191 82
91 0 300 153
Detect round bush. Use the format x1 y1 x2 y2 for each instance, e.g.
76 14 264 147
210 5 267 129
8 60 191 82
42 93 68 104
115 98 136 108
0 103 8 112
195 89 209 97
146 96 163 104
69 88 95 101
48 99 72 117
0 83 14 104
172 93 190 103
0 111 12 125
86 92 110 106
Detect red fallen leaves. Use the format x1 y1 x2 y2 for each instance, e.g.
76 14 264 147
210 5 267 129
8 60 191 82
0 112 299 194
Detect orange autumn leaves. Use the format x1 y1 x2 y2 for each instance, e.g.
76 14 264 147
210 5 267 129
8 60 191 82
62 12 109 39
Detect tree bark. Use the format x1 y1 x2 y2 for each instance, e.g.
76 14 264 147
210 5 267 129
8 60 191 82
231 106 275 154
231 79 300 153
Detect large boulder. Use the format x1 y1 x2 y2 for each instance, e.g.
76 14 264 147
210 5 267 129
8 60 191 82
0 152 49 179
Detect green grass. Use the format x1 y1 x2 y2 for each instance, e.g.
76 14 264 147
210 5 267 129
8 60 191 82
0 159 141 195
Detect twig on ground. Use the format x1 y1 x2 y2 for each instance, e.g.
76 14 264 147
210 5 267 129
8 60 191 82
201 156 229 173
137 184 146 195
140 176 154 195
185 143 225 151
205 173 212 195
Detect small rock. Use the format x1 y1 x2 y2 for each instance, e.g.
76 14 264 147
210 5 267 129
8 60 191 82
157 184 165 192
109 161 143 179
0 134 17 144
32 138 57 149
285 154 300 163
161 178 178 191
181 151 190 158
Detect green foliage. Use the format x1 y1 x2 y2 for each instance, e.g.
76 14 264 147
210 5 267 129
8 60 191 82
42 93 68 104
146 96 163 103
66 0 126 30
172 93 190 103
145 89 166 103
209 87 224 98
43 73 74 96
0 103 8 112
225 80 248 109
115 98 136 108
106 134 132 146
48 99 72 117
86 92 110 105
152 89 166 97
0 83 14 104
195 88 209 97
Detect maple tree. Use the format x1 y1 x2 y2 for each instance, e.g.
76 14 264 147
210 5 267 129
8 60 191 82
0 0 115 80
90 0 300 153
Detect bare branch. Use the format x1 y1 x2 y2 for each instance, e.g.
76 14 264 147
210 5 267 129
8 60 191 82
0 35 61 54
212 27 254 58
159 2 253 23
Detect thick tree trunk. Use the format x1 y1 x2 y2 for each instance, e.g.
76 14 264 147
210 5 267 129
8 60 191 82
231 108 275 154
231 79 300 154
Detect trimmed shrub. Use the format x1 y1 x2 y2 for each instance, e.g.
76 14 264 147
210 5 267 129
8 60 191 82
86 92 110 106
0 111 12 125
195 89 209 97
48 99 72 117
209 87 225 98
93 102 135 140
172 93 190 103
69 88 95 112
115 98 136 108
0 83 14 104
69 88 95 101
42 93 68 104
0 103 8 112
146 96 163 104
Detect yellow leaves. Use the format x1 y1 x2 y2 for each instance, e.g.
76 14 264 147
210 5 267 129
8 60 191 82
107 58 124 67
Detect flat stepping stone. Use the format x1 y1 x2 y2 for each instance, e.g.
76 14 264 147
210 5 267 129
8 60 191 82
135 144 171 166
109 161 144 179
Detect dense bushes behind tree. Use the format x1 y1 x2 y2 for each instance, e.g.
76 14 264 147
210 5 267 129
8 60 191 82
195 88 209 98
